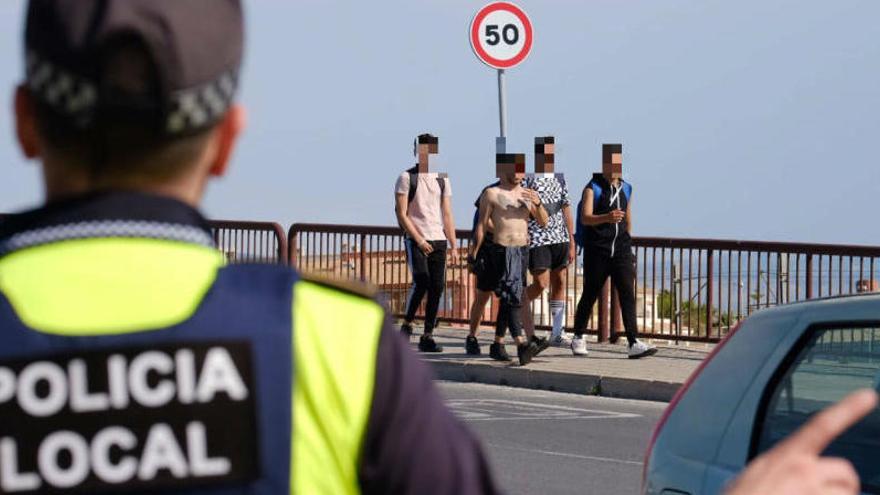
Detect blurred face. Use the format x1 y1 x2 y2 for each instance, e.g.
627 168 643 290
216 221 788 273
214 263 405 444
416 141 437 171
602 152 623 180
535 143 555 173
496 161 525 185
416 140 438 155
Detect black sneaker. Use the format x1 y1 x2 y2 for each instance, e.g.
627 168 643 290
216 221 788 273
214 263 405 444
531 336 550 357
418 334 443 353
517 341 539 366
400 323 413 338
489 343 511 361
465 336 481 355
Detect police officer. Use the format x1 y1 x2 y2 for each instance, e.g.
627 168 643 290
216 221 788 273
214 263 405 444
0 1 499 494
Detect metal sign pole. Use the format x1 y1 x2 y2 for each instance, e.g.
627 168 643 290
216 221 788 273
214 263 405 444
496 68 507 153
471 3 532 154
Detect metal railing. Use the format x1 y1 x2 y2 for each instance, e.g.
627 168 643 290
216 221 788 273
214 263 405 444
5 209 880 343
209 220 287 264
0 214 287 264
631 238 880 341
287 223 527 327
289 224 880 343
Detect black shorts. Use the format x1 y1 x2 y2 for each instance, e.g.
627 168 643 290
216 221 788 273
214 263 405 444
529 242 570 272
475 239 528 293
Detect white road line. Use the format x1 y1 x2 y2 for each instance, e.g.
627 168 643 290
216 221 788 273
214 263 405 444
486 443 643 467
455 414 638 422
446 399 641 421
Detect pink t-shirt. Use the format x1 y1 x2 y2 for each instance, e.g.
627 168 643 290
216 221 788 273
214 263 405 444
395 171 453 242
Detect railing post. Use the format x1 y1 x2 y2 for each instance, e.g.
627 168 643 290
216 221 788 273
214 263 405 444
289 230 298 268
706 249 714 338
806 254 814 299
672 263 682 342
274 224 288 266
359 234 366 281
599 280 610 342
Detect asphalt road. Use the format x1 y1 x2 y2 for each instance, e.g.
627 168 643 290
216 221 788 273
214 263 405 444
439 382 666 495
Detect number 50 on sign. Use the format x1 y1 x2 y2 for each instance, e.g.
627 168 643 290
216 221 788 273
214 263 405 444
469 2 533 70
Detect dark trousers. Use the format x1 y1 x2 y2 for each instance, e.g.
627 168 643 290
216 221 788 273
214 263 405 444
490 244 528 340
495 300 523 339
573 248 639 345
405 239 447 333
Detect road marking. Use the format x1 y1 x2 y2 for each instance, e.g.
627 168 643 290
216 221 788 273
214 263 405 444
447 399 641 422
486 443 643 467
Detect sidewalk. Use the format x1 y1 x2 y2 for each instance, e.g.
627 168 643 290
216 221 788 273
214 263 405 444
412 326 713 403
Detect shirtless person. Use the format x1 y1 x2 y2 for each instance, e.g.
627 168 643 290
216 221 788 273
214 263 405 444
471 153 549 365
467 178 550 356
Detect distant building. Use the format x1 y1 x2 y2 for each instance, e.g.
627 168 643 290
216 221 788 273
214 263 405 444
856 279 879 293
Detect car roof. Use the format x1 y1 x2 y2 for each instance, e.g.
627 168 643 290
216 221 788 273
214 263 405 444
786 291 880 306
749 292 880 320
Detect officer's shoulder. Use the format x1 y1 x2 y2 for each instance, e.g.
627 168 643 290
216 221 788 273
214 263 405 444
298 272 379 301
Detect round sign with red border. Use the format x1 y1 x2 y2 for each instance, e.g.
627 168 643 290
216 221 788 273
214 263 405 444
470 2 533 70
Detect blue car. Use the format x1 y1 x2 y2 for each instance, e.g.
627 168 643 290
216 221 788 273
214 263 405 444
644 293 880 494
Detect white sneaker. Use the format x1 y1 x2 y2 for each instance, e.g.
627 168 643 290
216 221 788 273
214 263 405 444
550 333 572 348
628 339 657 359
571 336 588 356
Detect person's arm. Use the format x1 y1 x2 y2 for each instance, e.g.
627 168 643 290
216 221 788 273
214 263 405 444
724 389 877 495
562 204 576 263
531 203 549 227
625 197 633 234
395 192 433 255
441 188 458 260
471 190 494 257
359 316 501 494
523 189 549 227
580 188 624 226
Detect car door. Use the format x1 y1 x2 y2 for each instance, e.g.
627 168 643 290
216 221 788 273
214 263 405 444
748 322 880 493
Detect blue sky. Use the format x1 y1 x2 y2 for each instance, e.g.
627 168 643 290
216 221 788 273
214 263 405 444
1 1 878 245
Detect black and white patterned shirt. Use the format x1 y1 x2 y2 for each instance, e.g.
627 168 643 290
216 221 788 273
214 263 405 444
523 173 571 247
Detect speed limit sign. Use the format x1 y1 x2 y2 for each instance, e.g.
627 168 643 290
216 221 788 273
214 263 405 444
469 2 533 70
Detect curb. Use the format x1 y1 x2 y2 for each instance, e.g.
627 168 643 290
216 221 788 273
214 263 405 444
427 359 681 402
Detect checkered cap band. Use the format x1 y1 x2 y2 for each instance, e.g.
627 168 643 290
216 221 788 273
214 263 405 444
166 71 239 134
26 50 98 128
25 49 239 135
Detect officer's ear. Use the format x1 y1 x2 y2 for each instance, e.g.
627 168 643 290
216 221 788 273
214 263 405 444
14 85 41 159
208 104 246 177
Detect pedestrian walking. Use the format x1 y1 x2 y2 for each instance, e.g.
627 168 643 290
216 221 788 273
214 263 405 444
571 144 657 359
521 136 577 348
394 134 458 352
471 153 550 365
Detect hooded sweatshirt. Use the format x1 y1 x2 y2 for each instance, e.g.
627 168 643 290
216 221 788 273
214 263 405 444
583 173 632 258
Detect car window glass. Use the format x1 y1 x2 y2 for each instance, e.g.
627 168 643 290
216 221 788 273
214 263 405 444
756 326 880 492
